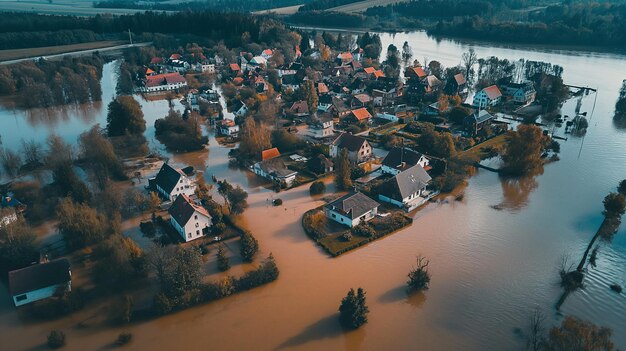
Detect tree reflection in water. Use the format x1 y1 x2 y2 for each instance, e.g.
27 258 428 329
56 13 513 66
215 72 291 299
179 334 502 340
493 166 544 212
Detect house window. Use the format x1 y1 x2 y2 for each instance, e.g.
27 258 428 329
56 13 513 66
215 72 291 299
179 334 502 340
15 294 27 302
194 215 198 220
196 230 200 235
188 233 192 238
195 223 199 228
332 214 336 218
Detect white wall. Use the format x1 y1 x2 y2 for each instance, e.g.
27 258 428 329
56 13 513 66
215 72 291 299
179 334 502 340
13 282 70 307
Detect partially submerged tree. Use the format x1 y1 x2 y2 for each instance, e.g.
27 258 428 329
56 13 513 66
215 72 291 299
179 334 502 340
544 316 614 351
501 124 548 176
240 231 259 263
106 95 146 137
216 244 230 272
338 287 369 329
407 255 431 292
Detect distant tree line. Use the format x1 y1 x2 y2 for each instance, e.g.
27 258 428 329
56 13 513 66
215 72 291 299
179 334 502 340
288 10 366 28
0 29 107 50
95 0 310 12
365 0 492 18
298 0 360 12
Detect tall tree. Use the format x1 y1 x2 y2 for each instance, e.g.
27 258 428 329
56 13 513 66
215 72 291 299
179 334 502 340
334 148 352 190
240 231 259 263
239 117 271 158
107 95 146 137
338 287 369 329
501 124 548 175
461 48 478 82
401 41 412 63
216 243 230 272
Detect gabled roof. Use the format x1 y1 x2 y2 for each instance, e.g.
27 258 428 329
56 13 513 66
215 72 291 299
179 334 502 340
382 147 425 172
454 73 466 85
8 259 71 296
154 163 184 194
409 67 427 78
481 85 502 100
332 133 367 152
373 70 385 78
261 147 281 161
470 109 494 124
145 73 186 88
379 165 431 201
257 158 297 178
364 67 376 74
325 191 380 220
169 194 210 227
170 53 182 60
424 75 442 88
338 52 353 61
262 49 273 56
288 101 309 114
350 108 372 121
353 94 372 104
317 82 329 94
230 63 241 71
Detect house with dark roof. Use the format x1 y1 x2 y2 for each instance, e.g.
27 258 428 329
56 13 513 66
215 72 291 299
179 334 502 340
381 147 429 175
473 85 502 109
230 100 248 117
501 82 536 105
377 165 432 211
8 259 71 307
253 149 298 187
307 154 334 174
169 194 211 242
324 191 380 228
464 110 495 136
151 163 196 201
329 133 372 164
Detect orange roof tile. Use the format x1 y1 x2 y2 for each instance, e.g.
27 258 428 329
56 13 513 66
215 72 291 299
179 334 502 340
261 147 280 161
350 108 372 121
364 67 376 74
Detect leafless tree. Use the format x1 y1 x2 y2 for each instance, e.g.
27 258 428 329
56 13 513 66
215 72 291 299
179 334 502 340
527 307 546 351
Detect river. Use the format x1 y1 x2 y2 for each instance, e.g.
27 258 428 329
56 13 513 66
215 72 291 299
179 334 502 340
0 31 625 350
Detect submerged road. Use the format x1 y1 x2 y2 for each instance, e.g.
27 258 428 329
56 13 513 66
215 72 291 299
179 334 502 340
0 42 152 65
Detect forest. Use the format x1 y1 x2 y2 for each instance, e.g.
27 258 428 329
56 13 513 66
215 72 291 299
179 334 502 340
94 0 310 12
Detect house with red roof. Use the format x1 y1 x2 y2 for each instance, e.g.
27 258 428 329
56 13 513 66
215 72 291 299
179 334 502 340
169 194 212 242
406 66 428 80
473 85 503 109
143 73 187 92
345 107 373 125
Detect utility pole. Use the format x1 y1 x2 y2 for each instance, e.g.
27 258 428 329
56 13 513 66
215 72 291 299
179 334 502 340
128 29 133 45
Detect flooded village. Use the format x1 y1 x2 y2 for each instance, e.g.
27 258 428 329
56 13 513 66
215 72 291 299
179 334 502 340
0 8 625 351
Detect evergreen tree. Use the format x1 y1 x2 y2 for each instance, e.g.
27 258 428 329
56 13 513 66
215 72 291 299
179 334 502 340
217 244 230 272
338 288 369 329
334 148 352 190
106 96 145 137
240 231 259 263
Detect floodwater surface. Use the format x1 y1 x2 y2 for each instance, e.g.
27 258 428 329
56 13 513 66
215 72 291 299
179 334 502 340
0 31 625 350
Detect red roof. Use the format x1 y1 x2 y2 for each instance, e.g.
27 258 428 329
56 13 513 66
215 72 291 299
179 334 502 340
317 83 329 94
263 49 273 56
261 147 281 161
230 63 241 71
170 53 182 60
339 52 353 61
410 67 427 78
233 77 244 85
145 68 155 75
483 85 502 100
374 70 385 78
364 67 376 74
350 108 372 121
145 73 186 88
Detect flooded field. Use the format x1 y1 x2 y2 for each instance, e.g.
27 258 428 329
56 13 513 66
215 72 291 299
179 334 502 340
0 31 625 350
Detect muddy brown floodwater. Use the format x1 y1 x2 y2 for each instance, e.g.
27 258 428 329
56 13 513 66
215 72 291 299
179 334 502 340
1 31 626 350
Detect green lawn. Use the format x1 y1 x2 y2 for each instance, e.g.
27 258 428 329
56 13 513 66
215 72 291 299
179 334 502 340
460 134 507 160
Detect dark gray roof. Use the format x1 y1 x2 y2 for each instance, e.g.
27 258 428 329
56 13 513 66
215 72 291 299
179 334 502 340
379 165 431 201
332 133 367 152
8 259 71 296
325 191 380 220
154 163 183 194
258 158 297 178
382 147 424 172
470 110 494 124
169 194 210 227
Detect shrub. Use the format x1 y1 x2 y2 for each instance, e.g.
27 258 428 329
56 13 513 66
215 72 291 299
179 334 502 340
115 332 132 346
47 330 66 349
340 232 353 242
240 231 259 263
212 222 226 234
407 255 431 292
338 288 369 329
302 210 327 240
351 223 376 238
309 181 326 195
152 293 172 316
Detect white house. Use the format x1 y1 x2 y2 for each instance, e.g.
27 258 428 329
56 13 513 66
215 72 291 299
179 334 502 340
151 163 196 202
380 147 429 175
217 119 239 137
169 194 212 242
142 73 188 93
8 259 71 307
377 165 432 212
193 62 215 73
376 112 399 122
307 115 335 139
249 56 268 66
252 148 298 187
231 100 248 117
329 133 372 164
503 82 536 105
473 85 502 109
324 191 380 228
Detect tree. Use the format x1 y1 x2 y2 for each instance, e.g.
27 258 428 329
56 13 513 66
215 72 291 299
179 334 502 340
544 316 614 351
56 199 111 250
0 147 21 178
45 134 74 169
239 117 271 158
527 308 546 351
106 95 145 137
501 124 548 175
407 255 431 292
304 80 318 112
338 288 369 329
385 44 399 69
309 181 326 195
617 179 626 196
216 243 230 272
47 330 66 349
217 180 248 215
401 41 412 63
79 126 126 186
334 148 352 191
461 48 478 82
159 247 203 300
602 193 626 218
21 139 43 166
154 110 208 152
0 220 39 272
92 235 144 289
240 231 258 263
51 161 92 204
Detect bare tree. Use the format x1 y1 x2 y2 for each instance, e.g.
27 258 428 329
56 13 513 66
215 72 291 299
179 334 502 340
21 139 43 165
462 48 478 82
527 308 546 351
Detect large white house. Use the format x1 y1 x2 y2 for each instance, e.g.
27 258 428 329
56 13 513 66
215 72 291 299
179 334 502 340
502 82 536 105
377 165 432 212
473 85 502 109
324 191 380 228
142 73 187 93
169 195 212 242
329 133 372 164
252 148 298 187
151 163 196 201
8 259 71 307
380 147 429 175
